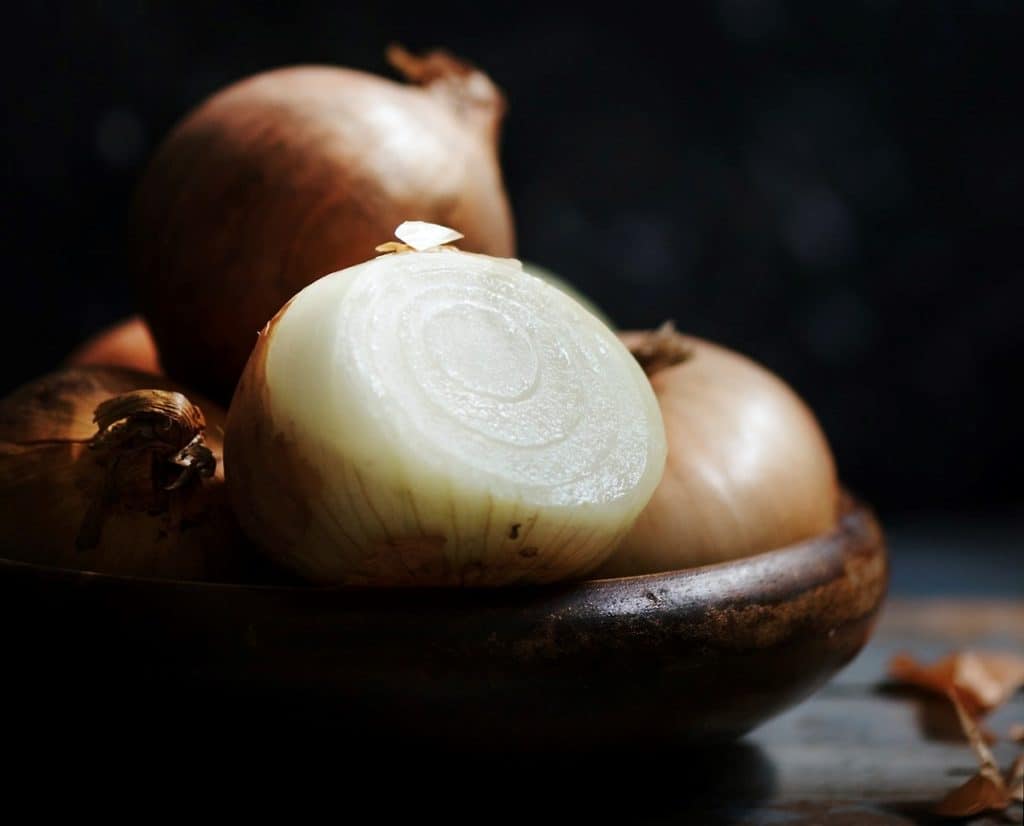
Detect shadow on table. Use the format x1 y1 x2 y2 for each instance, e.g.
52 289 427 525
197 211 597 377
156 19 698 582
243 738 777 824
876 682 969 742
7 695 778 823
409 741 779 824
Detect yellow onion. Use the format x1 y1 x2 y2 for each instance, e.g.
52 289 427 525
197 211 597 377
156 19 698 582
134 46 515 402
0 366 248 580
225 223 666 586
596 323 839 577
67 315 161 375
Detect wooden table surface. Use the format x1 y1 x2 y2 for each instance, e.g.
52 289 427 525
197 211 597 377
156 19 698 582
733 599 1024 825
341 597 1022 826
497 597 1021 825
4 517 1020 822
12 599 1019 822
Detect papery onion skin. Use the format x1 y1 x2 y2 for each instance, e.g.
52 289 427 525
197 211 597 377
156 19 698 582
67 316 161 375
595 329 839 577
225 249 665 586
0 366 248 580
134 48 515 402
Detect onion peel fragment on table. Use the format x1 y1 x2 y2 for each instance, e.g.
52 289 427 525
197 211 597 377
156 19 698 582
934 769 1014 819
1011 723 1024 743
887 652 1024 819
888 650 1024 717
930 688 1024 820
1009 755 1023 803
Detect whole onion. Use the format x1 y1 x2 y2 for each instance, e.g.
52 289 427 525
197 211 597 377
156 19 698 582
596 324 839 577
67 316 160 375
0 366 248 580
225 224 665 586
134 46 515 401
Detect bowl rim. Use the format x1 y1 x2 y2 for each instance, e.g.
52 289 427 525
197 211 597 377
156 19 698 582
0 492 875 595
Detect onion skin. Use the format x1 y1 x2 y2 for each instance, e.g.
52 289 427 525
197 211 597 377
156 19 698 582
134 48 515 402
67 316 160 375
0 366 248 580
595 329 839 577
225 249 665 587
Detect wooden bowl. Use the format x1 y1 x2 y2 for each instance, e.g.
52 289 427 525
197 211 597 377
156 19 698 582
0 497 885 749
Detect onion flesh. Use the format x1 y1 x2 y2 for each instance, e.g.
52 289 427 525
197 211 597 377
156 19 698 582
595 325 839 577
226 236 666 585
521 261 613 328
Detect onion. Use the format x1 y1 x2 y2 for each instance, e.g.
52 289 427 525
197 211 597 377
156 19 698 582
134 46 515 402
521 262 613 328
67 316 160 375
0 366 248 580
225 225 666 586
595 323 839 577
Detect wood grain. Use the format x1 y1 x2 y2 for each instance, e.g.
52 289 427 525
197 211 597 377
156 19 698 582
741 598 1024 824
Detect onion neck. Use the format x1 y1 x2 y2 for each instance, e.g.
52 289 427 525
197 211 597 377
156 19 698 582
77 390 215 548
628 321 693 378
386 44 506 144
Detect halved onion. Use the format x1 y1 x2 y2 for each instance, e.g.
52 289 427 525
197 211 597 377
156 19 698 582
226 232 666 585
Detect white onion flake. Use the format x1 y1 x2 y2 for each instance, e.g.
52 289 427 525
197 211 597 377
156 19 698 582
225 242 666 585
394 220 464 250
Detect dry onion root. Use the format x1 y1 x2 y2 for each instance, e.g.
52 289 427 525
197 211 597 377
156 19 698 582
596 323 839 576
225 224 666 586
0 366 247 580
134 45 515 402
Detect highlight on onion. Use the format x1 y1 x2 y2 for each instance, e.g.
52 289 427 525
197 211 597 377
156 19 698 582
134 45 515 402
0 366 248 580
225 223 666 586
67 315 161 375
595 323 839 577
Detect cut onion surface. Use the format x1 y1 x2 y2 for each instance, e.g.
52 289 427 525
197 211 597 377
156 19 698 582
226 236 666 586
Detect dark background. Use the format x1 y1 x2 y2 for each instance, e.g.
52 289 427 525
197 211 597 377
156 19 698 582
3 1 1022 521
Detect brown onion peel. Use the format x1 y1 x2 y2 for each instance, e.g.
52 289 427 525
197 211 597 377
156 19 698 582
92 389 206 439
595 323 839 577
90 389 215 492
385 44 506 139
1009 755 1023 803
0 367 248 580
66 315 161 375
134 46 515 402
888 650 1024 717
932 688 1021 819
77 390 214 550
